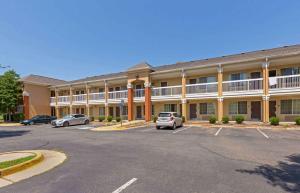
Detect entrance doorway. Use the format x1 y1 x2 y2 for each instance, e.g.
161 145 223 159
251 101 261 120
269 101 276 118
189 104 197 120
136 106 142 119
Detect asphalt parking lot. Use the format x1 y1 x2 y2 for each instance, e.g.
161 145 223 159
0 124 299 193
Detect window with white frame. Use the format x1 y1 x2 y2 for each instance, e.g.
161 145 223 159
164 104 177 112
230 73 246 81
229 101 247 114
198 76 217 83
99 107 105 116
122 106 128 115
281 99 300 114
281 67 300 76
199 103 215 114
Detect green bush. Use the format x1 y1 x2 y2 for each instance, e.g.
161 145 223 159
209 116 217 124
98 116 105 122
116 117 121 122
107 116 113 122
152 116 158 123
12 113 25 122
270 117 279 126
181 116 186 123
222 116 229 124
235 115 244 124
295 117 300 125
90 116 94 122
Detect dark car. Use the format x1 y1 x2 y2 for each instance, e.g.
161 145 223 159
21 115 57 125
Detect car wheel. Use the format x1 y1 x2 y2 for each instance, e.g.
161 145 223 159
172 123 176 130
156 126 160 130
63 122 69 127
84 120 89 125
180 121 183 127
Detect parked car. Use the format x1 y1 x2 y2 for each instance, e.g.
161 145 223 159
21 115 57 125
51 114 90 127
156 112 183 130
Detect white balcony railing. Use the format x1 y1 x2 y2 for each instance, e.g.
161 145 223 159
89 92 105 101
152 86 182 97
135 89 145 98
50 97 56 104
269 74 300 90
109 90 128 99
73 94 87 102
58 96 70 104
223 78 263 93
186 82 218 95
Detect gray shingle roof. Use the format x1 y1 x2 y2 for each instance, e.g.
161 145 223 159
20 74 67 86
127 62 153 71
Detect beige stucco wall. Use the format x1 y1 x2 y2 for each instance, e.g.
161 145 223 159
187 99 217 120
24 83 51 118
152 78 181 87
270 95 300 121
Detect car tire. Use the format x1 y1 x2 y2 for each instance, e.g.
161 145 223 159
84 120 89 125
172 123 176 130
156 126 160 130
63 121 69 127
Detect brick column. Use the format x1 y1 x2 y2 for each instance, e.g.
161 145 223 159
262 60 270 123
181 70 187 120
217 65 223 122
104 81 109 119
69 87 73 114
127 83 134 121
144 82 152 122
22 91 30 119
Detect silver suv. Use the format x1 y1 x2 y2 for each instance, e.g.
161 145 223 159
51 114 90 127
156 112 183 130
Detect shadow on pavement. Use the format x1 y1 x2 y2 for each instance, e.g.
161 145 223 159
0 130 30 138
236 154 300 193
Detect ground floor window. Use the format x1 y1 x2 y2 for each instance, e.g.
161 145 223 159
122 106 128 115
229 101 247 114
164 104 177 112
109 107 114 117
199 103 215 115
99 107 105 116
76 108 85 114
281 99 300 114
51 107 56 116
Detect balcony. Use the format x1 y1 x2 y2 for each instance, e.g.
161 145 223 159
108 90 128 103
186 82 218 98
134 89 145 102
223 78 263 97
89 92 105 104
269 74 300 95
50 97 56 106
57 96 70 106
72 94 87 105
152 86 182 101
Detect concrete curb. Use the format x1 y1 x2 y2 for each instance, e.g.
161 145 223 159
0 151 44 177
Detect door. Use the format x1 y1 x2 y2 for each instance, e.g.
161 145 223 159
251 101 261 120
161 82 168 95
250 72 261 90
269 101 276 118
136 106 142 119
189 104 197 119
116 107 120 117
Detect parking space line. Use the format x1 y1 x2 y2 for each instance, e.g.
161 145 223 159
173 126 191 134
256 128 269 139
214 128 222 136
112 178 137 193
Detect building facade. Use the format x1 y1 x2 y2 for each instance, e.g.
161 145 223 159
21 45 300 123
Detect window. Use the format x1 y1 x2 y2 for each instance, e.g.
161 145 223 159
230 73 246 81
99 107 105 116
164 104 177 112
281 67 300 76
199 103 215 114
229 101 247 114
189 79 197 84
122 106 128 115
99 88 104 92
160 82 168 87
281 99 300 114
199 76 216 83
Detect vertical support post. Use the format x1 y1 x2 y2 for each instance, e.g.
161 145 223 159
86 84 90 118
181 69 187 120
22 91 30 119
262 60 270 123
104 81 109 119
144 81 152 122
217 65 223 122
55 89 59 118
69 86 73 115
127 83 134 121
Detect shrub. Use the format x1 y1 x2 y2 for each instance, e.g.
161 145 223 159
98 116 105 122
152 116 158 123
222 116 229 124
235 115 244 124
295 117 300 125
0 114 3 122
89 116 94 122
209 116 217 124
12 113 25 122
181 116 186 123
116 117 121 122
107 116 113 122
270 117 279 126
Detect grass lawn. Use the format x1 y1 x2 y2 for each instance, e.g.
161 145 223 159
0 155 36 169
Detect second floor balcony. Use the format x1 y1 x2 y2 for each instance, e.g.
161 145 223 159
269 74 300 94
152 86 182 100
89 92 105 104
223 78 263 96
186 82 218 98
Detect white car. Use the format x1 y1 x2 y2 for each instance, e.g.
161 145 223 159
156 112 183 130
51 114 90 127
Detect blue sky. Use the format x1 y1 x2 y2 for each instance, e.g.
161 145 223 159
0 0 300 81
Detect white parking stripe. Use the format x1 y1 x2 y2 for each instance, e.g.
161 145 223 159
256 128 269 139
173 126 191 134
112 178 137 193
214 128 222 136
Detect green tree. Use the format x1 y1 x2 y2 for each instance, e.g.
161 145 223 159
0 70 23 121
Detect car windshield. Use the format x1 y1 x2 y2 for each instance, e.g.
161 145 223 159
63 115 73 119
31 116 40 119
159 113 171 117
